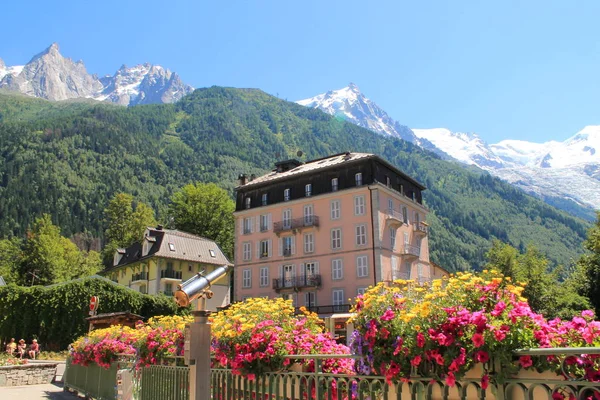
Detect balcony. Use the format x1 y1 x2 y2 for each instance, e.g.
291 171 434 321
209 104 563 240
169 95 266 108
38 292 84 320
385 210 406 227
300 304 351 315
273 216 320 234
273 274 321 291
160 269 182 280
401 245 420 260
413 223 428 236
130 271 148 284
283 248 292 257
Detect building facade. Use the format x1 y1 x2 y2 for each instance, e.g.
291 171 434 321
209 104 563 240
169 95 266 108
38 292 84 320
102 226 233 311
233 152 431 315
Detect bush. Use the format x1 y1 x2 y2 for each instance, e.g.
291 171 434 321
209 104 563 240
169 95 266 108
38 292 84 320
0 277 186 350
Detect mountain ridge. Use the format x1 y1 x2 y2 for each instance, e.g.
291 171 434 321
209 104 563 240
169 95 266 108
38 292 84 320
0 43 193 106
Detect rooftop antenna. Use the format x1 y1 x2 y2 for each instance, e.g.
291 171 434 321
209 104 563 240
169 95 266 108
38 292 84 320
296 150 303 158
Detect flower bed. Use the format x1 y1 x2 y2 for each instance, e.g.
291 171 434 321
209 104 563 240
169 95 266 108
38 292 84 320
350 270 600 391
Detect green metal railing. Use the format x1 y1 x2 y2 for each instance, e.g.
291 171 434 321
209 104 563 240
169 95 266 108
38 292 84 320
139 364 189 400
63 358 121 400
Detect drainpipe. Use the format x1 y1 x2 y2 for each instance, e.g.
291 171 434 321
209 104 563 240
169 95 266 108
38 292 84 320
368 187 378 286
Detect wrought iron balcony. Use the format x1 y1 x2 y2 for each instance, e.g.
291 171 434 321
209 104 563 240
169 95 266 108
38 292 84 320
273 274 321 291
283 248 292 257
160 269 182 280
130 271 148 283
385 210 406 227
273 216 320 234
413 223 428 235
300 304 351 314
401 245 421 259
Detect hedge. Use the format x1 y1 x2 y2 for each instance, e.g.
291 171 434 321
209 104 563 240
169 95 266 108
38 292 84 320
0 276 188 350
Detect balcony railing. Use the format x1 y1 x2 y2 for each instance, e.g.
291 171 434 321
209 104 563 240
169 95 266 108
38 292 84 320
402 245 421 258
283 248 292 257
130 271 148 283
414 223 428 235
301 304 351 314
160 269 182 280
273 216 320 234
385 209 406 226
273 274 321 291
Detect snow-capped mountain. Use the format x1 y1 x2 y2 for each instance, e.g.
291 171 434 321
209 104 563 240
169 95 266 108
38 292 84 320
298 85 600 215
0 43 193 106
298 83 417 143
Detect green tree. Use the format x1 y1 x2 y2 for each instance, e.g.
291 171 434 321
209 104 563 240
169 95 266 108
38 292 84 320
0 238 22 284
19 214 101 285
576 211 600 315
485 240 519 279
168 183 235 259
103 193 157 265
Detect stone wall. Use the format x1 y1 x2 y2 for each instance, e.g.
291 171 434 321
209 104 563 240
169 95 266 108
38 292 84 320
0 363 57 386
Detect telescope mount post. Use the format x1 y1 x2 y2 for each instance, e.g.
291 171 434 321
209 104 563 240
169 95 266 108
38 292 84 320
188 294 212 400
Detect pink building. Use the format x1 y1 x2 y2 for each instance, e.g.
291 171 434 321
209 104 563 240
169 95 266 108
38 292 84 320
233 152 431 315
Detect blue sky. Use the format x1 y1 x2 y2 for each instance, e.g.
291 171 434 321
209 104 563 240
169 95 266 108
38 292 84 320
1 0 599 144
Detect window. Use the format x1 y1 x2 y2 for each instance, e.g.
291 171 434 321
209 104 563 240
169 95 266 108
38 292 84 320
282 236 293 256
355 173 362 186
392 256 400 280
303 204 314 225
414 212 420 226
386 176 391 187
357 287 367 296
242 242 251 261
188 264 192 272
402 206 408 224
330 200 340 220
242 269 251 288
388 199 393 212
405 261 412 279
400 184 404 196
332 259 343 280
305 262 317 277
356 255 368 278
284 188 290 201
390 228 396 249
245 197 251 209
333 289 345 311
331 228 342 250
168 243 175 251
262 193 268 206
304 233 314 253
355 224 367 246
331 178 338 191
305 292 316 308
260 240 270 258
243 217 253 234
354 195 365 215
305 184 312 197
260 214 270 232
259 267 269 287
209 249 216 258
283 209 292 229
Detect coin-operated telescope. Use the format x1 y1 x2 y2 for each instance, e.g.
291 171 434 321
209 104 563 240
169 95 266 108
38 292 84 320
173 264 231 400
174 264 231 307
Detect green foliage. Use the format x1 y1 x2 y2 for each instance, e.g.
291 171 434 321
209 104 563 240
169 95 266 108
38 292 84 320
102 193 157 265
19 214 101 285
0 277 185 350
0 88 590 271
485 240 590 319
169 182 235 259
576 211 600 315
0 237 21 284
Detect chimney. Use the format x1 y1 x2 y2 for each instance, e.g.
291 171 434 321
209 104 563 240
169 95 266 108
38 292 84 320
156 225 163 230
238 174 248 185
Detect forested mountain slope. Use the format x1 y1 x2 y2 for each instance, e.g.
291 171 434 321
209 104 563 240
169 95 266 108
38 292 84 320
0 88 589 271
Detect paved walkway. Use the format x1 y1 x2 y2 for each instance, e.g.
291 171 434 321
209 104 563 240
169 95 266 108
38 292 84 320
0 382 80 399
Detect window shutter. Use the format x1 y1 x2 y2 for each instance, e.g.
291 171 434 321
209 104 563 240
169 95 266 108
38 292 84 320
279 265 283 279
239 219 244 235
256 241 261 260
250 217 254 233
300 263 305 276
268 239 272 257
268 213 272 230
278 238 283 256
291 236 296 255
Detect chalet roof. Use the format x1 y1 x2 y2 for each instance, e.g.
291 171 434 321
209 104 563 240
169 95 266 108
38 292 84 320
105 227 232 272
237 152 425 190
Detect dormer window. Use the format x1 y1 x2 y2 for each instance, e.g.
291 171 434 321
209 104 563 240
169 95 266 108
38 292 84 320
305 184 312 197
261 193 268 206
168 243 175 252
331 178 338 191
355 173 363 186
209 249 216 258
245 197 251 209
386 176 391 188
284 188 290 201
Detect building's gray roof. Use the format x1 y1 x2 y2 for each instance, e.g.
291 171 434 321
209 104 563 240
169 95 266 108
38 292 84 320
105 228 232 272
237 152 425 190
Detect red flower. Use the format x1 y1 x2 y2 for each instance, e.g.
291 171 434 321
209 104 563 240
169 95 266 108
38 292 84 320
472 333 484 348
381 309 395 321
445 372 456 387
410 355 422 366
519 356 533 368
481 374 489 390
416 332 425 348
475 350 489 363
